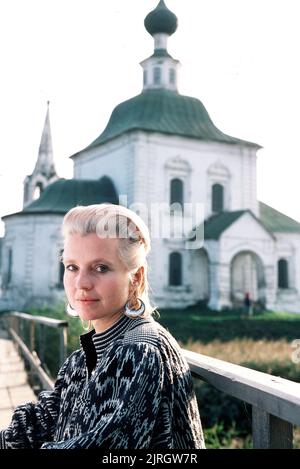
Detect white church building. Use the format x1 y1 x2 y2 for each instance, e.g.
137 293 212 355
1 0 300 313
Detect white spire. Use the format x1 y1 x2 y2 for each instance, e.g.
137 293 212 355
34 101 56 177
23 102 59 207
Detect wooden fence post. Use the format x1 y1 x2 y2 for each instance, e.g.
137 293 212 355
30 322 35 353
252 406 293 448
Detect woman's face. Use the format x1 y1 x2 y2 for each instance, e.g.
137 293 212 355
63 233 133 331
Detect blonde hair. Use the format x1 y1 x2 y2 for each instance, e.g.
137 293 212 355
62 203 155 318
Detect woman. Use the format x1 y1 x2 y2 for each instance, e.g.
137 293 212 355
0 204 205 449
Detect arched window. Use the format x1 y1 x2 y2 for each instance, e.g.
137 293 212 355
212 183 224 213
169 68 176 84
58 249 64 288
169 252 182 286
278 259 289 289
33 182 44 200
170 178 183 208
154 67 161 85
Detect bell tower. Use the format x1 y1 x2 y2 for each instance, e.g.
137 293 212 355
141 0 179 92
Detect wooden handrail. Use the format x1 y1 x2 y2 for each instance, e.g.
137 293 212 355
6 311 68 328
2 311 68 390
183 349 299 448
9 328 54 390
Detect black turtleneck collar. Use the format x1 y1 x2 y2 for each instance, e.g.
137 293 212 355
79 315 133 376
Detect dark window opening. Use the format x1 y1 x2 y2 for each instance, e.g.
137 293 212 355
169 252 182 286
170 178 184 211
212 183 224 212
278 259 289 289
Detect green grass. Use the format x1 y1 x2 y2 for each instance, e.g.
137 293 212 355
156 304 300 343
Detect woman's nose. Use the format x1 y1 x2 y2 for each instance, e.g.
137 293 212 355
75 271 93 290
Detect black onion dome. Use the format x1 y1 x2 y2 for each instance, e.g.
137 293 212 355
144 0 178 37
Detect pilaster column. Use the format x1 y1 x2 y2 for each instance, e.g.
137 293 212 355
264 264 276 310
208 262 231 310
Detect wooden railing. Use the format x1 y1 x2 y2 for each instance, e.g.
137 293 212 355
1 311 68 391
183 349 300 449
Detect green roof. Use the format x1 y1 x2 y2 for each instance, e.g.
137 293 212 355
259 202 300 233
203 209 276 240
2 177 118 219
72 90 260 157
198 203 300 241
203 210 247 240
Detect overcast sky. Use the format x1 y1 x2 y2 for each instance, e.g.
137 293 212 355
1 0 300 236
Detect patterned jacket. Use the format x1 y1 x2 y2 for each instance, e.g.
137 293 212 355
0 315 205 449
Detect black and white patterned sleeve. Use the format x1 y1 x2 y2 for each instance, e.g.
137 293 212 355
0 352 76 449
41 342 163 449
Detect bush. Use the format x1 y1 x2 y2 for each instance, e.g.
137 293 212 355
158 306 300 343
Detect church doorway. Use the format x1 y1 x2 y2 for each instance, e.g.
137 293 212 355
230 251 266 308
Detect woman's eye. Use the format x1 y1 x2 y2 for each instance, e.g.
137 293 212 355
64 264 108 273
95 265 109 273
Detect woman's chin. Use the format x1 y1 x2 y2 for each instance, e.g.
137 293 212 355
78 309 102 321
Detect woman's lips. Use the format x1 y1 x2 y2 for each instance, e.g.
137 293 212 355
77 299 99 302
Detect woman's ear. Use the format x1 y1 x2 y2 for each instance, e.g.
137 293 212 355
132 266 144 289
137 266 144 284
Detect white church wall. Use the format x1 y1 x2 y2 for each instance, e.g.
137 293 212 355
0 214 64 311
129 133 157 208
240 147 258 217
223 213 276 311
190 248 209 302
204 240 222 310
205 213 276 310
274 233 297 289
30 216 63 298
126 133 259 310
273 232 300 313
0 217 32 309
73 134 135 203
129 133 194 308
73 131 258 219
220 213 275 266
130 133 258 219
153 239 194 308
